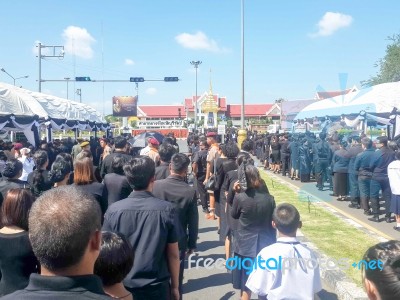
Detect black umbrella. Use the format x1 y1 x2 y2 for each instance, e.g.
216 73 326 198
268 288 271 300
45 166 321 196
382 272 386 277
127 131 165 148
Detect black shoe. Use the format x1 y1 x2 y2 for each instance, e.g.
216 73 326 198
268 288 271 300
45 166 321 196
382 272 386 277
348 203 361 209
202 208 209 213
318 187 323 191
385 216 393 223
364 210 373 216
368 216 381 223
393 226 400 232
217 229 220 234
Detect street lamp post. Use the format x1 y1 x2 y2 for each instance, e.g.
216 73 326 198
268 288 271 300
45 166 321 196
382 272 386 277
64 77 70 99
190 60 202 131
1 68 28 86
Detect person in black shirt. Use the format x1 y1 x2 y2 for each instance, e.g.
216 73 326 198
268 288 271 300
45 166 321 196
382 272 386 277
103 156 180 300
103 155 132 206
100 136 131 179
1 186 110 300
369 136 395 223
192 139 209 213
354 138 375 215
155 143 176 181
0 189 38 296
153 153 199 298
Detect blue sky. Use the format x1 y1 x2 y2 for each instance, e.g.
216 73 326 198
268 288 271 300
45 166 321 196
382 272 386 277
0 0 399 116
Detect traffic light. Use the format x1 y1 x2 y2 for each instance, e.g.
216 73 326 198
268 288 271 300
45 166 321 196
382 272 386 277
130 77 144 82
75 77 91 81
164 77 179 82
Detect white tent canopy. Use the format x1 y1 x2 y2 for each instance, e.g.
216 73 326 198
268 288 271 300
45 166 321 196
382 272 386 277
0 82 108 145
0 82 105 123
295 82 400 120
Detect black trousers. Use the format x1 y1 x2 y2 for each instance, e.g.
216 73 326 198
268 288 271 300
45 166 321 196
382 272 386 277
348 173 360 203
195 177 208 211
370 176 392 216
315 159 329 188
281 154 290 176
358 176 371 211
127 280 170 300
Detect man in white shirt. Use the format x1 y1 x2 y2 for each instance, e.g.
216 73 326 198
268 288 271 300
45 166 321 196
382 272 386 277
18 147 35 182
246 203 322 300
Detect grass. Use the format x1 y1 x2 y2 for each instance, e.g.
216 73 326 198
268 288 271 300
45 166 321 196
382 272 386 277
260 171 380 287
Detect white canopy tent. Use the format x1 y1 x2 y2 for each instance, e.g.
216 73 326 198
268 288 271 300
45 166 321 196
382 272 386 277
295 82 400 120
293 82 400 138
0 82 108 145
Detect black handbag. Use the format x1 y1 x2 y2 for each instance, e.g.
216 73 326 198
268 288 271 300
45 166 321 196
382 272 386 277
205 160 217 191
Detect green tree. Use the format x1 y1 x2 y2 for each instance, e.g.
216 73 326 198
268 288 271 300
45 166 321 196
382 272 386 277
130 120 137 128
104 115 121 123
362 34 400 87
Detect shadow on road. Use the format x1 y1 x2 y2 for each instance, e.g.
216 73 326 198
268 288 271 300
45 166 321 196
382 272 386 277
198 226 218 234
183 273 231 293
197 240 224 252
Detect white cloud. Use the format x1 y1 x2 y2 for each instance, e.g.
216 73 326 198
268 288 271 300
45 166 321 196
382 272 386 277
175 31 227 52
310 12 353 37
145 87 157 95
62 26 96 59
125 59 135 65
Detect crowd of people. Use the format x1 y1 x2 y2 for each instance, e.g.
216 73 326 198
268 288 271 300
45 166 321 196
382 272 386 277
201 129 400 229
0 129 398 300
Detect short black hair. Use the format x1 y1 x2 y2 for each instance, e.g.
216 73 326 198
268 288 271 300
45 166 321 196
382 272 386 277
29 186 102 271
114 136 127 149
273 203 300 235
3 159 23 178
241 140 253 152
94 231 134 286
49 157 72 183
361 137 372 149
158 143 176 163
225 142 240 159
170 153 190 173
123 156 155 190
363 240 400 299
111 155 125 175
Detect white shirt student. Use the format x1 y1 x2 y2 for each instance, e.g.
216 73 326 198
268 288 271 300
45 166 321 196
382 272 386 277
246 237 322 300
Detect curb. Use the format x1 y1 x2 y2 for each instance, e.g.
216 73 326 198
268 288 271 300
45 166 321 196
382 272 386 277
262 169 369 300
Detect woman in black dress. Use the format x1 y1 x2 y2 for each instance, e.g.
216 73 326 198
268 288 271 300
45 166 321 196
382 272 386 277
27 150 52 197
48 155 72 187
332 141 350 200
270 135 281 173
0 188 38 296
73 151 108 218
231 164 276 300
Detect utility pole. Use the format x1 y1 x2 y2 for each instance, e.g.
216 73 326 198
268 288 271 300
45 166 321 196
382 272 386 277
37 42 65 92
